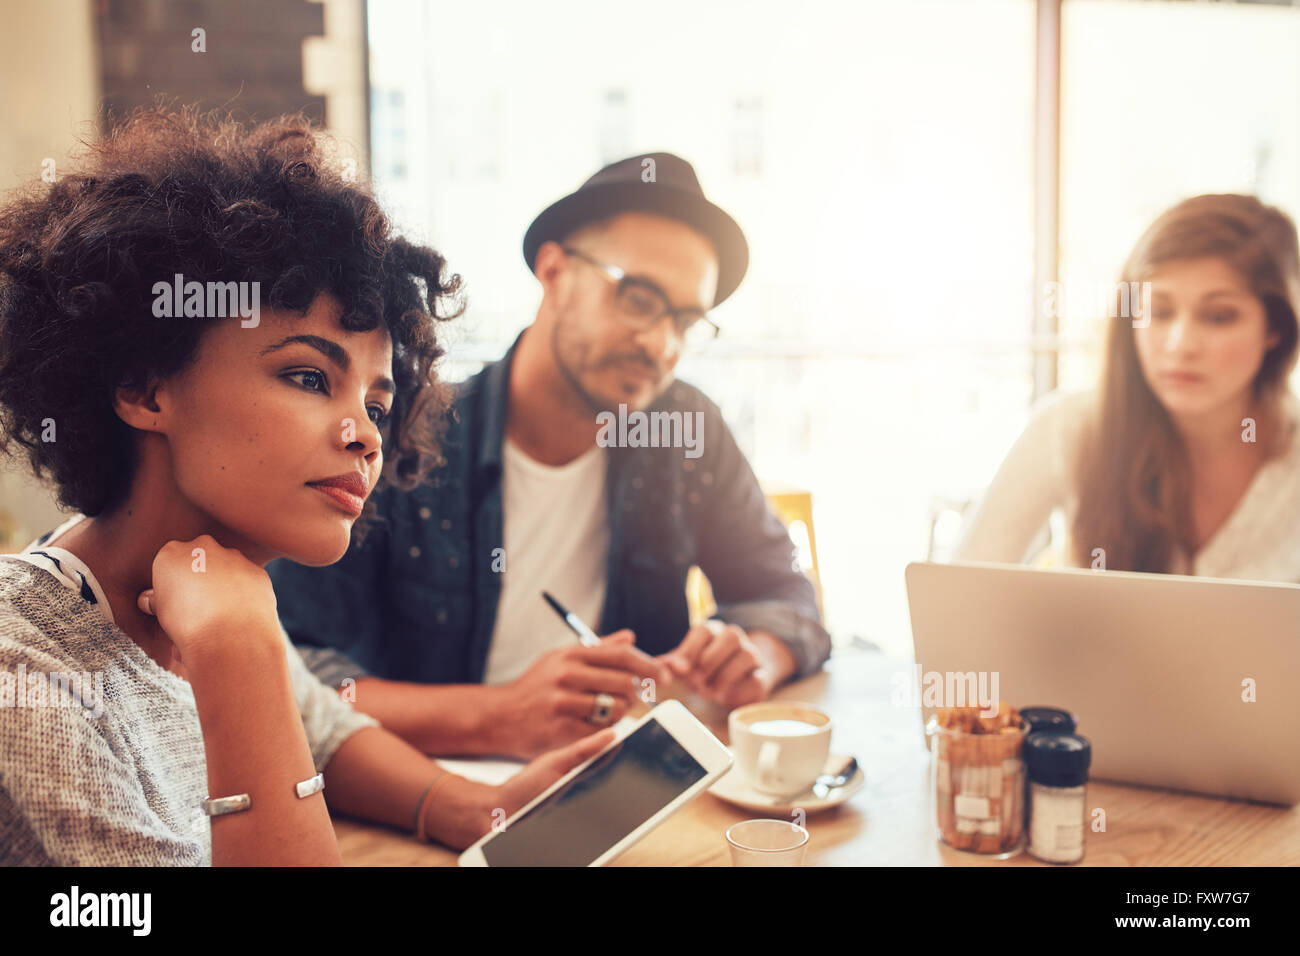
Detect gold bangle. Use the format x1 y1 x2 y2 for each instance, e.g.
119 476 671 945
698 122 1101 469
413 769 457 843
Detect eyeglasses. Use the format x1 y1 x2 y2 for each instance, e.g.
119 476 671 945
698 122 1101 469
562 246 721 350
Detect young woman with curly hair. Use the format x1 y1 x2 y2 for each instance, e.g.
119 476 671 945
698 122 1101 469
957 194 1300 579
0 108 612 865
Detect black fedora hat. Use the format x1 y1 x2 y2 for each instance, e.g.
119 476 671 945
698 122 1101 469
522 152 749 307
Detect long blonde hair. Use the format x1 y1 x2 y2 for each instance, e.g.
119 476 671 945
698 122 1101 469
1071 194 1300 572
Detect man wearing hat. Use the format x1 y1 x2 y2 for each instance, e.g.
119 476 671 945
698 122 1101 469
270 153 831 759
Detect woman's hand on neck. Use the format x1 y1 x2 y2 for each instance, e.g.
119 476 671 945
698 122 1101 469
52 436 274 675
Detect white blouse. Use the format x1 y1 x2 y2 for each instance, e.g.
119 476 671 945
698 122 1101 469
953 389 1300 583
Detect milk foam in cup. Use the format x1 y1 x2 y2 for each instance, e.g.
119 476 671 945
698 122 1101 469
728 702 832 797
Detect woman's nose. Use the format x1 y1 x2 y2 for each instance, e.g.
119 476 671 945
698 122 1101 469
1163 313 1197 354
340 412 382 455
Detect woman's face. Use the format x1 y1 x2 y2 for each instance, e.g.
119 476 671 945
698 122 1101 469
154 292 393 566
1134 257 1280 423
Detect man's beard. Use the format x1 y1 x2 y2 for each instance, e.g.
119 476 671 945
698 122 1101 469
550 318 666 415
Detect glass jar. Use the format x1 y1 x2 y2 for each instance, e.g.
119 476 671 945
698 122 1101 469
928 715 1027 858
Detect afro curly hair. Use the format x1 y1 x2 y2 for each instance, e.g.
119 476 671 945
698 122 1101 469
0 107 463 542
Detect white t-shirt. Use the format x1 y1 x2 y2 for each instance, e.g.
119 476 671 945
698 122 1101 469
482 437 611 684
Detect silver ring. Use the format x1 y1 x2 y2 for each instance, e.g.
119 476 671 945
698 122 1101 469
589 692 616 725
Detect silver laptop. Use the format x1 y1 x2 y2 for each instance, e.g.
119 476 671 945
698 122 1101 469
905 561 1300 806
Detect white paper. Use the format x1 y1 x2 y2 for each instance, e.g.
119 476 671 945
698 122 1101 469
431 716 640 785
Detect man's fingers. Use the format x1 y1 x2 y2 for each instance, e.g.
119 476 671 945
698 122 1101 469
560 664 640 699
708 648 761 697
577 643 672 684
723 672 767 709
551 690 600 720
552 691 629 725
672 623 713 670
659 652 691 679
697 626 743 683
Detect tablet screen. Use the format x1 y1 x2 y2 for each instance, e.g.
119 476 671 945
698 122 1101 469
482 718 709 866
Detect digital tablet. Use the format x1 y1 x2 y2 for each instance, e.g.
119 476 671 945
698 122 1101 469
458 700 733 866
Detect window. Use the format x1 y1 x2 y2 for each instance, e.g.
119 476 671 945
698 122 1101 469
1059 0 1300 392
369 0 1297 655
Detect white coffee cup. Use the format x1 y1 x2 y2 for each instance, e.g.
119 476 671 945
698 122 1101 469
728 702 832 797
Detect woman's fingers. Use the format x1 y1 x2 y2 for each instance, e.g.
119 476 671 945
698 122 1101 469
137 589 155 616
553 727 617 771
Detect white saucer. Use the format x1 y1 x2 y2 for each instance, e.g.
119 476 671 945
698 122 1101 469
709 753 865 814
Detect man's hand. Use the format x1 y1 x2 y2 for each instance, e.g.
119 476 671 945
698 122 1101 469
659 622 797 709
490 630 672 759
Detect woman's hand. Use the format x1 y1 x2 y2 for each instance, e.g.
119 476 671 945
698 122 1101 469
133 535 340 865
136 534 282 663
495 726 616 816
424 727 617 849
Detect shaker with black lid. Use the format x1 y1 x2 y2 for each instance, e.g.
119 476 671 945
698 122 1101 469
1024 732 1091 864
1020 706 1076 735
1017 707 1077 829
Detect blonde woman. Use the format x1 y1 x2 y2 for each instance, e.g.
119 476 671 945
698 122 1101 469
957 194 1300 579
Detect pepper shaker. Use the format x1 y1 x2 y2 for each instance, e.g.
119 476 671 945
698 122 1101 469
1024 732 1091 864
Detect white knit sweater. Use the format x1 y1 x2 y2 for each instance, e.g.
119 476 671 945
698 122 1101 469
954 389 1300 581
0 527 378 866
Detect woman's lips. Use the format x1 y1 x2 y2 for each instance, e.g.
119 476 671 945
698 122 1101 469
307 482 365 517
1159 370 1205 385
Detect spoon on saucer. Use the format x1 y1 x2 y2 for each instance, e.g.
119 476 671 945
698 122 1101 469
813 756 859 799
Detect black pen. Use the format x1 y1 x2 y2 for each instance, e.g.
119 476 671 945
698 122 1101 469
542 591 602 647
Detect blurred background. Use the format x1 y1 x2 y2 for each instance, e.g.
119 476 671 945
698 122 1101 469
3 0 1300 656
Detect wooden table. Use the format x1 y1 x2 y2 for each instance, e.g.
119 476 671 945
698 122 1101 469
334 649 1300 866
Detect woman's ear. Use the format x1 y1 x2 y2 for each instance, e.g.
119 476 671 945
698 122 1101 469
112 379 168 433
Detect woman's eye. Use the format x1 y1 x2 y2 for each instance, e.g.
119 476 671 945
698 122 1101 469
367 405 391 425
1206 311 1237 325
285 369 328 393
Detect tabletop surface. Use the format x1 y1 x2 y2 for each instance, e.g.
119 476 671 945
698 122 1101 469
333 649 1300 866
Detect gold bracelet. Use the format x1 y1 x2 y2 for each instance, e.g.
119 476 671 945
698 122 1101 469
413 769 457 843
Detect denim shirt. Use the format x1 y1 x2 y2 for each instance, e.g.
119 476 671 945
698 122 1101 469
269 337 831 687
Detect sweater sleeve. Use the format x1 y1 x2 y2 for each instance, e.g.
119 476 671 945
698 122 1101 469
952 390 1090 565
280 627 380 772
0 629 205 866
